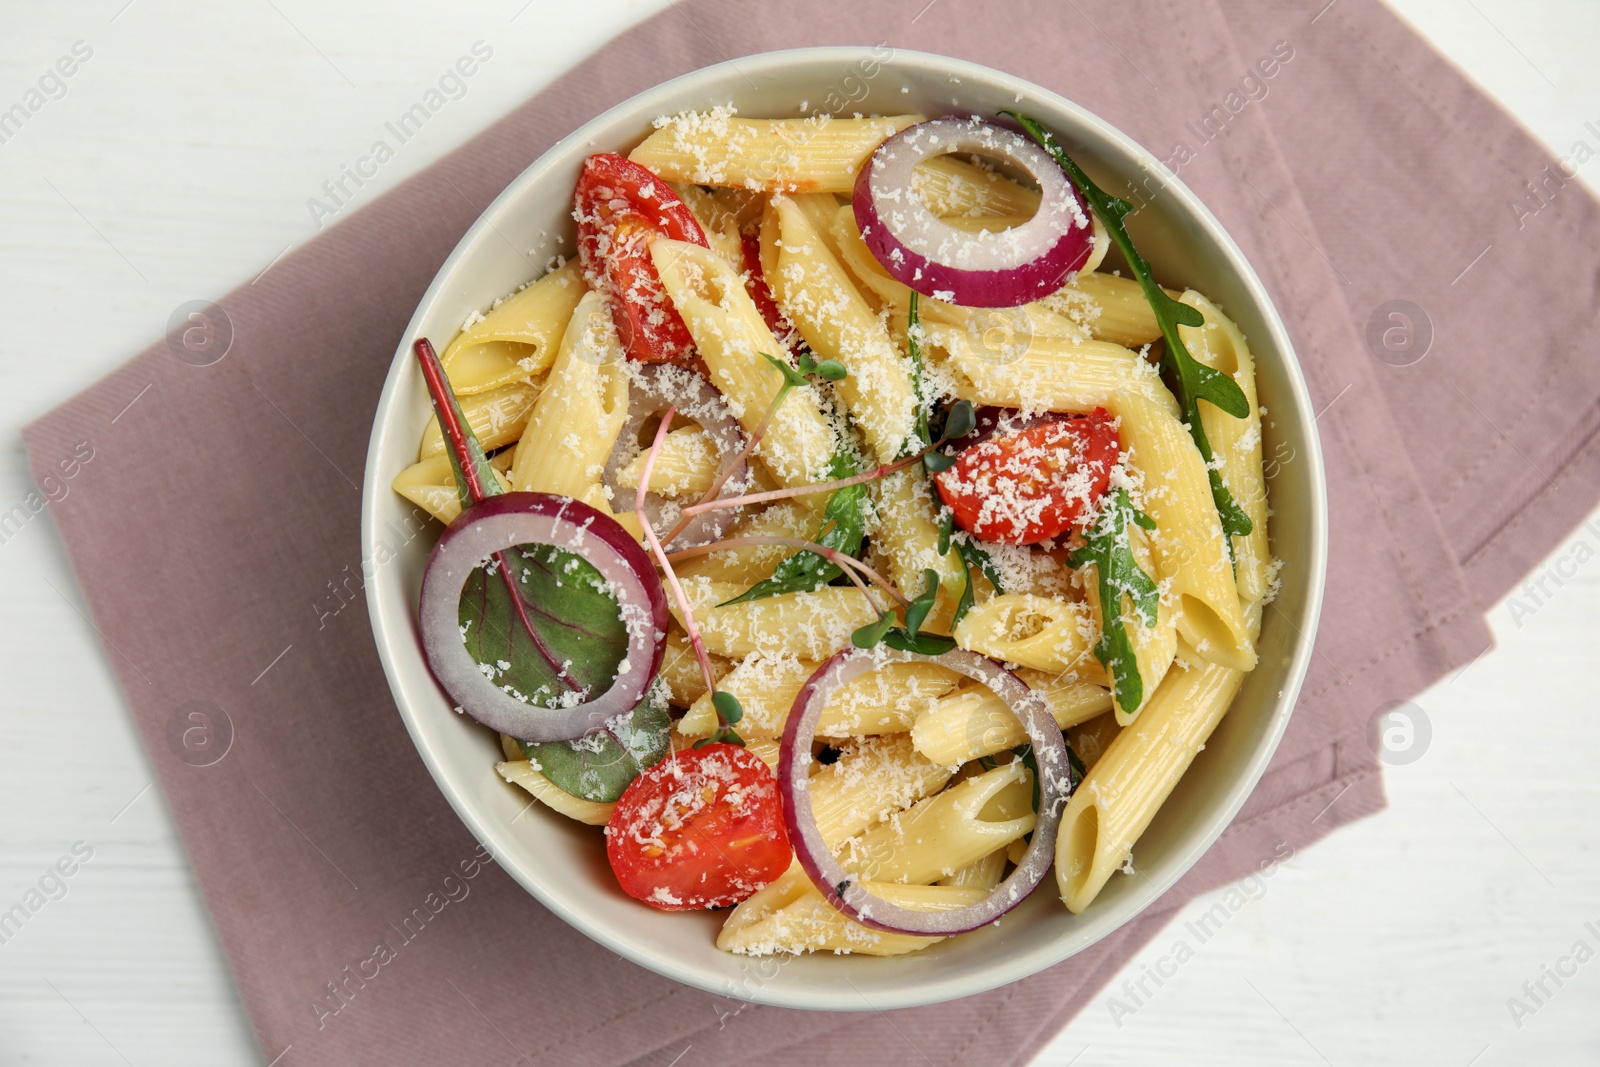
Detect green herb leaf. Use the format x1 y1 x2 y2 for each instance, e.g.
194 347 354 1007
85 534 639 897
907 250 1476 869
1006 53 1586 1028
722 450 869 604
760 350 810 389
922 450 956 474
520 684 670 802
950 533 1005 628
1005 111 1253 539
814 359 848 381
881 629 957 655
936 509 954 557
712 690 745 725
902 569 940 634
852 610 898 649
1068 488 1160 716
941 399 977 442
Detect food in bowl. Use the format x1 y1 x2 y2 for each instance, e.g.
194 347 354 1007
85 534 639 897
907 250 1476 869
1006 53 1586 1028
390 105 1279 957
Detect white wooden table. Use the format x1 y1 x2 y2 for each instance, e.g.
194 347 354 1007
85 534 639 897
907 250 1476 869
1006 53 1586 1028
1 2 1595 1063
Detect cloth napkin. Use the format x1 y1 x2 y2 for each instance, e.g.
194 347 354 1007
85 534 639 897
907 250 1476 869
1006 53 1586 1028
23 0 1599 1063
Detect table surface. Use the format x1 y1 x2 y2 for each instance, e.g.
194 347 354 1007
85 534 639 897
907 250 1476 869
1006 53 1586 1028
2 2 1597 1063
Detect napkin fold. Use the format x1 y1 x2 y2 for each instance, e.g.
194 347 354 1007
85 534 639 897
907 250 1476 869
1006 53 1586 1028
24 0 1599 1063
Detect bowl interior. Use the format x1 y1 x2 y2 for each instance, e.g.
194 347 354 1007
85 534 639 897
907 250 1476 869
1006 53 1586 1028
361 47 1325 1012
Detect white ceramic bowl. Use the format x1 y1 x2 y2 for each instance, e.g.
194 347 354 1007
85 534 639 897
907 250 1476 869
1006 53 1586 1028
362 47 1327 1011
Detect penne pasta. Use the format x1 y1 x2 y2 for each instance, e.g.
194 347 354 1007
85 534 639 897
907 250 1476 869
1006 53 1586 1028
1055 652 1243 913
441 259 585 394
952 593 1108 683
925 321 1179 417
1041 271 1168 350
868 469 966 629
677 655 960 740
1179 291 1271 602
613 425 719 498
770 195 918 462
672 576 879 661
717 862 983 956
1108 390 1256 672
910 675 1112 765
837 761 1035 885
418 380 539 462
630 111 921 193
507 291 631 513
391 450 512 526
497 760 616 826
809 734 954 847
658 627 729 707
651 239 838 485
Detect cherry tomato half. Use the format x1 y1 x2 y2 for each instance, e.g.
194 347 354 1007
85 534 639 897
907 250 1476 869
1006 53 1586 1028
574 153 708 367
605 742 791 911
934 408 1120 545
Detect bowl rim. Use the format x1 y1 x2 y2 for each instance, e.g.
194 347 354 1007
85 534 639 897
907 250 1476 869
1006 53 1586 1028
361 45 1328 1011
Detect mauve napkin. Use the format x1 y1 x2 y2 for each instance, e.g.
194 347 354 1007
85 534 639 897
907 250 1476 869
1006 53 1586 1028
22 0 1600 1063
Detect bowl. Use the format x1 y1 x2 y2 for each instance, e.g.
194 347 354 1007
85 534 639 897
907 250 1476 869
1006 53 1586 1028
361 46 1327 1011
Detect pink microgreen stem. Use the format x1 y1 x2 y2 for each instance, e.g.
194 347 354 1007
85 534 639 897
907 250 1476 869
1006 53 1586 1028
679 447 935 517
636 405 720 701
660 375 791 546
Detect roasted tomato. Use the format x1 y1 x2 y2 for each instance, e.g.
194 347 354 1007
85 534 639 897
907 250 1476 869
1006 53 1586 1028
934 408 1120 545
605 743 791 910
573 152 708 366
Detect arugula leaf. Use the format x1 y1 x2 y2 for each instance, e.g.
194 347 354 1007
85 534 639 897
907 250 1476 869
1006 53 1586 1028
1004 111 1253 539
521 685 671 802
951 535 1005 627
721 450 869 604
1067 488 1160 716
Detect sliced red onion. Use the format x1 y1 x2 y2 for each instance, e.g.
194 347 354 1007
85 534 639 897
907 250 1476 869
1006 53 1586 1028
603 363 750 550
853 117 1093 308
778 647 1072 936
420 492 667 743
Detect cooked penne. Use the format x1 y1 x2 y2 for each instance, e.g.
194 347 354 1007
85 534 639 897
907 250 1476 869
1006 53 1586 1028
391 450 512 525
672 577 879 661
935 849 1008 891
925 321 1179 417
1066 710 1120 772
953 593 1108 682
651 239 837 485
1108 390 1256 672
809 734 954 847
418 380 539 462
629 112 921 193
676 655 960 740
1180 291 1271 602
613 425 719 498
658 627 728 707
718 862 983 956
1055 652 1243 913
770 195 917 462
1041 271 1168 349
837 762 1035 884
868 469 966 628
911 676 1112 765
674 501 822 587
507 291 630 512
497 760 616 826
442 259 585 394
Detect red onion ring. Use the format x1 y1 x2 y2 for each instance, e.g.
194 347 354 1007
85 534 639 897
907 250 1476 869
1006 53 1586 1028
778 647 1071 936
853 117 1093 308
603 363 750 550
419 492 667 742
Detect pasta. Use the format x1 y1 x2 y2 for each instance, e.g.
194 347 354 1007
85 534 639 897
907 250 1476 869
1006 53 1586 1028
402 103 1279 959
629 112 921 193
1055 650 1243 913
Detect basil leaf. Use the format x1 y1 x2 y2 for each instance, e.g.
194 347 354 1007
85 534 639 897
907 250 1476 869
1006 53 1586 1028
520 684 670 802
460 542 633 708
1005 111 1253 539
1067 488 1161 716
723 450 869 604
